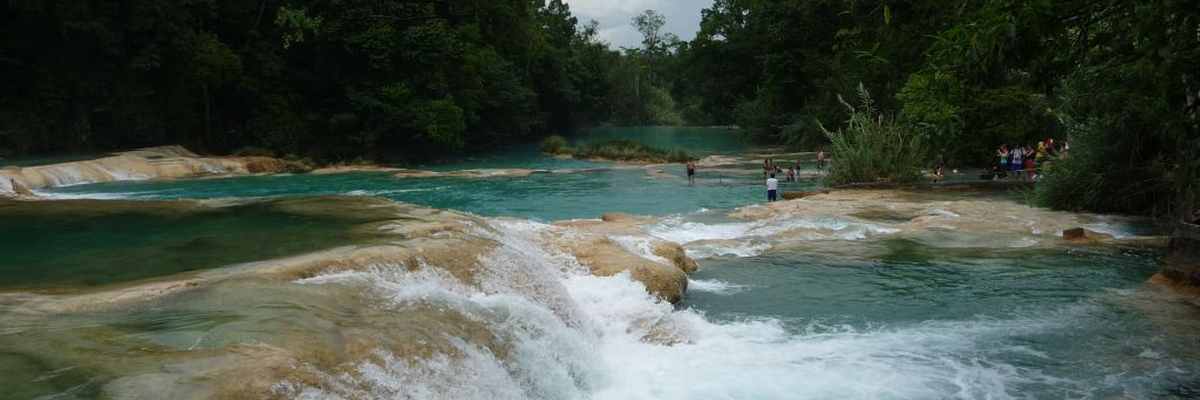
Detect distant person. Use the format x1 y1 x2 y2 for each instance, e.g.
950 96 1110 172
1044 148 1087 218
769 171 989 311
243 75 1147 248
763 159 772 178
816 150 827 172
933 155 945 182
686 160 696 185
1011 144 1024 179
997 145 1009 178
786 167 796 182
767 173 779 202
1024 147 1037 181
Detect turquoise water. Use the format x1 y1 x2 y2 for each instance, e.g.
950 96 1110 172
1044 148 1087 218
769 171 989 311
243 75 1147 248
688 244 1198 397
44 169 815 221
44 128 766 221
4 127 1196 399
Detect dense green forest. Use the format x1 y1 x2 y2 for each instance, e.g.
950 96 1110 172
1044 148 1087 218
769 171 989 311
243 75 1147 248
656 0 1196 217
0 0 635 161
1 0 1196 217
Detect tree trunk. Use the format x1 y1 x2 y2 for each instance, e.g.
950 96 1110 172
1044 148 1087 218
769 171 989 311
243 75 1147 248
203 83 211 150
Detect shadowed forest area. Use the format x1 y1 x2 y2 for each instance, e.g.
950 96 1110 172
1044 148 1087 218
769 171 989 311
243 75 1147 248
1 0 1197 217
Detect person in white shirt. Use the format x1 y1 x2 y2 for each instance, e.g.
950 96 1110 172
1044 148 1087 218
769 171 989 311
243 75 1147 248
766 173 779 202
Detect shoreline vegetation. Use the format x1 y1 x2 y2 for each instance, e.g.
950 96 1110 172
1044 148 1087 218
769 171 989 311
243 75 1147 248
541 135 692 164
1 1 1193 220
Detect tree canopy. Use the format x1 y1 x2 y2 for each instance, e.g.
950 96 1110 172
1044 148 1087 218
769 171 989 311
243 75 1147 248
1 0 1196 216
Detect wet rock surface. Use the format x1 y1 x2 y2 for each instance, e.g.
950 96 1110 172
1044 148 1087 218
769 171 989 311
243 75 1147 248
0 146 310 197
1158 221 1200 289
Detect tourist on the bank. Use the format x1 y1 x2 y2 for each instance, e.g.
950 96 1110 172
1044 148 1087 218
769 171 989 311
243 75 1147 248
767 173 779 202
1011 144 1024 178
686 160 696 185
998 145 1010 177
1023 147 1037 180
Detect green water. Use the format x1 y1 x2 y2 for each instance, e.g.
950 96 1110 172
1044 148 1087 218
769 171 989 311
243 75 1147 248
0 198 388 291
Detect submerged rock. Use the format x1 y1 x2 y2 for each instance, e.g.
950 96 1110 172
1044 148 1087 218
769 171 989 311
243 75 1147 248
781 190 829 200
393 168 551 179
1063 228 1087 241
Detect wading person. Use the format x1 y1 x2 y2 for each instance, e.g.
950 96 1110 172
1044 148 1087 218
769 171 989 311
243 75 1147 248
816 149 826 172
766 173 779 202
686 160 696 185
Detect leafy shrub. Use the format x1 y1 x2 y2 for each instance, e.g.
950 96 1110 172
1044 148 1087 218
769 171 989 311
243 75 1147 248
232 146 277 158
573 140 691 163
819 84 929 185
540 135 571 155
1036 67 1199 218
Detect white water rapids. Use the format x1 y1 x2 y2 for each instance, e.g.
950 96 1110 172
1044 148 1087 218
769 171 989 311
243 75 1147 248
277 219 1095 400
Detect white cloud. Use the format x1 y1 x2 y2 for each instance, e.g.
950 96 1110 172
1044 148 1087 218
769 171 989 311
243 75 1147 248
563 0 713 48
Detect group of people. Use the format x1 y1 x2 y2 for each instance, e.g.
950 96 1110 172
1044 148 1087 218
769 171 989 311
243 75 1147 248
762 159 800 182
685 150 831 203
763 151 825 202
764 150 826 184
992 138 1068 181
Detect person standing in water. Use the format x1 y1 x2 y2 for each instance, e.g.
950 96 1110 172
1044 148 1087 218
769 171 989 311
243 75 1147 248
686 160 696 185
766 173 779 202
816 149 826 172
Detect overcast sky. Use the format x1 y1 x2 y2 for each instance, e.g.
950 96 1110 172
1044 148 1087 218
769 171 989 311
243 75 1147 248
564 0 714 49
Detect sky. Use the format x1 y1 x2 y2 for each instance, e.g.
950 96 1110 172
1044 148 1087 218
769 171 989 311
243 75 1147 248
564 0 714 49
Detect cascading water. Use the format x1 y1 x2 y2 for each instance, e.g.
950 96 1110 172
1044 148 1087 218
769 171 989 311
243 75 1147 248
274 218 1146 400
3 129 1195 399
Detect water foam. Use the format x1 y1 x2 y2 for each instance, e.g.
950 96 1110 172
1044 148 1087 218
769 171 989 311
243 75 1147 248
288 218 1073 399
345 188 437 197
687 279 749 295
646 215 898 258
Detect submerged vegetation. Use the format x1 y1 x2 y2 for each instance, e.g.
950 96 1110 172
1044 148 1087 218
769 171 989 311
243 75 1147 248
540 136 691 163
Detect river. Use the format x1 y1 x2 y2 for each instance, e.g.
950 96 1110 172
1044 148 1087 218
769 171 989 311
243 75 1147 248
1 127 1197 399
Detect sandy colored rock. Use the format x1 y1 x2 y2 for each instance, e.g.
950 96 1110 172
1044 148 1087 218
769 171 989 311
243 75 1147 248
653 242 699 273
393 168 551 179
565 237 688 304
721 188 1165 255
602 212 639 223
1063 228 1087 241
782 190 829 200
0 146 309 194
310 164 403 175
